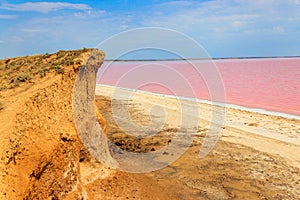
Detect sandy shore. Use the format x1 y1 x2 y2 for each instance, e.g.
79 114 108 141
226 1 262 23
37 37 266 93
96 84 300 158
95 84 300 199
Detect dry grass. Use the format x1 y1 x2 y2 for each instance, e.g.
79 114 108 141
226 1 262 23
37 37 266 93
0 48 92 91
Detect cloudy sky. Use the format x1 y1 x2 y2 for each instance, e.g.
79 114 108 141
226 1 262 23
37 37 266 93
0 0 300 59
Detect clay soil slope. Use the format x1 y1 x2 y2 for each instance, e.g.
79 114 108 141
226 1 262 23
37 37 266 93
0 49 175 200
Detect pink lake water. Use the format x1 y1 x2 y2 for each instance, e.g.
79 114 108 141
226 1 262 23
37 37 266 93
97 58 300 116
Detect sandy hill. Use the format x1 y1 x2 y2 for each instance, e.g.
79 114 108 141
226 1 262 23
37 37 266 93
0 49 300 200
0 49 171 199
0 49 102 199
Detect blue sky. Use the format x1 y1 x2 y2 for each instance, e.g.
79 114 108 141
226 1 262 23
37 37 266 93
0 0 300 59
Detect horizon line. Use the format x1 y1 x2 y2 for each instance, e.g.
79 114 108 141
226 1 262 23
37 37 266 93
104 55 300 62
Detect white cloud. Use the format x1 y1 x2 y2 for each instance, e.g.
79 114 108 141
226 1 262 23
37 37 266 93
232 21 242 28
273 26 285 33
1 0 299 58
288 17 300 21
21 28 43 33
141 2 260 36
0 2 91 13
159 0 194 7
0 14 16 19
6 36 24 43
120 24 129 30
141 0 299 35
73 10 105 18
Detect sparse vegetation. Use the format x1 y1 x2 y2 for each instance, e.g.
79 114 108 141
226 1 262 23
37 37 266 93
16 72 32 82
38 67 48 78
54 65 65 74
42 53 51 59
0 48 93 91
56 50 66 59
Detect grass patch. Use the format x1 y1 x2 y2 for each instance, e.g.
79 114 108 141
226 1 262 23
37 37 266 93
56 50 66 59
42 53 51 59
0 48 93 91
16 73 32 82
54 65 65 74
38 67 49 78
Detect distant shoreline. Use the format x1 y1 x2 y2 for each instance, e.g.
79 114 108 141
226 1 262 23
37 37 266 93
104 56 300 62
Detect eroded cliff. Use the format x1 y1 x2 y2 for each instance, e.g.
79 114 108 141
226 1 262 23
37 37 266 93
0 49 111 199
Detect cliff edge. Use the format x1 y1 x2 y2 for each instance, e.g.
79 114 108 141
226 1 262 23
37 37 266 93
0 49 109 199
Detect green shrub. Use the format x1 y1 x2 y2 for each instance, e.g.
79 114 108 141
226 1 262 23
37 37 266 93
5 63 11 69
54 65 64 74
56 51 66 59
16 73 32 82
38 68 47 78
42 53 51 59
12 65 21 71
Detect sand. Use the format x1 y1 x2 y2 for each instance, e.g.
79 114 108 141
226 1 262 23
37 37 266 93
94 84 300 199
96 84 300 164
1 50 299 199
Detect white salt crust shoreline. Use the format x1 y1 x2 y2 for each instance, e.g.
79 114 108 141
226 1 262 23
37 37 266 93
96 83 300 169
96 84 300 121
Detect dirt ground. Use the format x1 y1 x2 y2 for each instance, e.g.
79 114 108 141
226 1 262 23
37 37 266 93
0 50 299 199
94 90 300 200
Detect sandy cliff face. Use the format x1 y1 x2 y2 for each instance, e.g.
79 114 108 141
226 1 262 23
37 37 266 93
0 49 179 200
0 49 108 199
